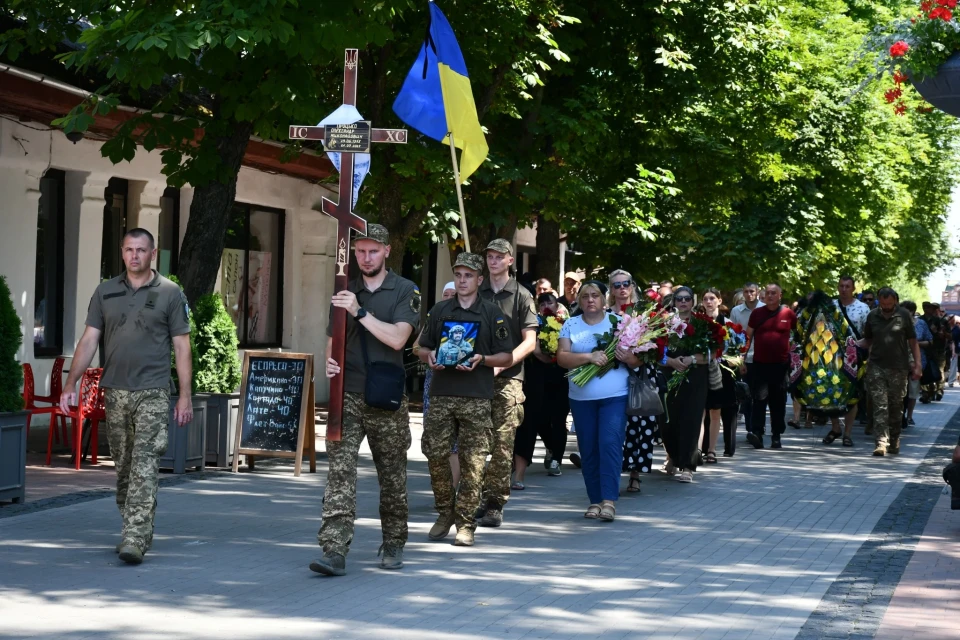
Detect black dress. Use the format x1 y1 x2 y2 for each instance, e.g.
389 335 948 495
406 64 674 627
662 358 709 472
622 363 663 473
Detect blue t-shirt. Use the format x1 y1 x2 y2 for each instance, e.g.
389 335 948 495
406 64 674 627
559 314 629 401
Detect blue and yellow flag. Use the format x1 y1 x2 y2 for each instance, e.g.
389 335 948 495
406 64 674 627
392 2 488 181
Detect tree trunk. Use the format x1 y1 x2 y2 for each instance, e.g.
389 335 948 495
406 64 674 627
176 122 254 305
536 214 561 285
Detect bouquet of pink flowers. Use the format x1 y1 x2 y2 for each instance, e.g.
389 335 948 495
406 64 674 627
568 303 686 386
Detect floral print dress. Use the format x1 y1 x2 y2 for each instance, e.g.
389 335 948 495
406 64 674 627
622 362 663 473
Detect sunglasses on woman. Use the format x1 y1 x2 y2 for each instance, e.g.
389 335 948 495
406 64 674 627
612 280 632 289
673 295 693 302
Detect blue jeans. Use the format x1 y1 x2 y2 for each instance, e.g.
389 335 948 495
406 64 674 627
570 395 628 504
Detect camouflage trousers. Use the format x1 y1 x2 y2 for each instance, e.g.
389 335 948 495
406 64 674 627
480 378 525 510
422 395 493 532
104 388 169 552
317 392 411 557
866 365 908 447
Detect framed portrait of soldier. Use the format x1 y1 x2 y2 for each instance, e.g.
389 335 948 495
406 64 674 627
436 320 478 367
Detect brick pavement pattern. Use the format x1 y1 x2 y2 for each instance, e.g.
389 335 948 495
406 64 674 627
1 393 958 640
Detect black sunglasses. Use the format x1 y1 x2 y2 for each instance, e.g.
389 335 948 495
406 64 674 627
673 295 693 302
612 280 632 289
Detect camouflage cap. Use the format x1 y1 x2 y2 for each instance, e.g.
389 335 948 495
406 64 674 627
453 252 484 272
485 238 513 255
356 223 390 245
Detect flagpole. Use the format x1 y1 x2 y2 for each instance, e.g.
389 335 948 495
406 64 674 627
448 133 471 253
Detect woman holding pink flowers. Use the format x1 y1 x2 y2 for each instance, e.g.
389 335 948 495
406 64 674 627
608 269 663 493
557 281 636 521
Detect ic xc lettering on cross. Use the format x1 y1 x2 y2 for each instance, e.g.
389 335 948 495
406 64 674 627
288 48 407 441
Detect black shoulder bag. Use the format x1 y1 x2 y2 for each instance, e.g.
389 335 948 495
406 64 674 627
358 326 406 411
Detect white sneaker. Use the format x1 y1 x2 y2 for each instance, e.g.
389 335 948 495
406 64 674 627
547 459 562 476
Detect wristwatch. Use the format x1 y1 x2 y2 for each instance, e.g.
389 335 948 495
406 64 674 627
480 354 486 367
355 307 368 320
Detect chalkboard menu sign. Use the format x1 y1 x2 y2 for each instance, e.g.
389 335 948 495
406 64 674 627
232 351 316 476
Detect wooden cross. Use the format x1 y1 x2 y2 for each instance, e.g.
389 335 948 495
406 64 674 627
289 48 407 441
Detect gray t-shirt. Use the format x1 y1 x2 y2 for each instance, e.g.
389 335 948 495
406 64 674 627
85 271 191 391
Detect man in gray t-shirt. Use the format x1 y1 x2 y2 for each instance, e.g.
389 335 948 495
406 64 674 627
729 282 762 433
61 229 193 565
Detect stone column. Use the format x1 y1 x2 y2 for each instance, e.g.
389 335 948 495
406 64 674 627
127 180 166 241
65 175 109 361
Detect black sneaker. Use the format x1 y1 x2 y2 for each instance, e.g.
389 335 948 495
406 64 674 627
770 438 782 449
478 508 503 528
569 453 582 468
309 551 346 576
747 432 764 449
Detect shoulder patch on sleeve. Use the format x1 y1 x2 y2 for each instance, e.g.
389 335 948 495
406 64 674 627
410 286 422 314
496 323 509 340
181 292 191 323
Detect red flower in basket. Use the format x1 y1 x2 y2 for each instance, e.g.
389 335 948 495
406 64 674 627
889 41 910 57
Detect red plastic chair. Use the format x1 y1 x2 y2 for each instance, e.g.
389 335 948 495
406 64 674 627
22 363 67 443
46 368 105 469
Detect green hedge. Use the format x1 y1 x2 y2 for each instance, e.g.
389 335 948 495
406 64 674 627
0 275 24 412
170 277 242 394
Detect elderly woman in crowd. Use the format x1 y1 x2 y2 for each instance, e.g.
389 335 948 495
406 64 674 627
607 269 663 493
558 281 635 521
660 285 709 483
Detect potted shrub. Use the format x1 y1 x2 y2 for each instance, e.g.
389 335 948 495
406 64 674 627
190 293 242 467
860 0 960 116
0 275 27 502
170 277 242 467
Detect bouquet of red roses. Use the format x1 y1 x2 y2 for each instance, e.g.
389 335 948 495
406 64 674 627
666 312 727 393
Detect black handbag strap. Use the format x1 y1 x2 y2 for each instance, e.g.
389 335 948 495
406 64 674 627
837 301 862 340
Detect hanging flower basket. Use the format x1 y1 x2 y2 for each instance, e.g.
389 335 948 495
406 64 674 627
857 0 960 115
911 50 960 116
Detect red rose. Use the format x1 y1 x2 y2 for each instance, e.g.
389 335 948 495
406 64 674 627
889 41 909 57
732 323 743 333
921 0 933 10
685 324 695 336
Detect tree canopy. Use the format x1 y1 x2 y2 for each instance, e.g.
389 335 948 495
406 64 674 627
2 0 956 302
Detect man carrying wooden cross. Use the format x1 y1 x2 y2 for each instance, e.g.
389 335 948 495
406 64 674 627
309 224 421 576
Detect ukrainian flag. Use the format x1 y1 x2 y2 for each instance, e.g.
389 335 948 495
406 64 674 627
393 2 488 181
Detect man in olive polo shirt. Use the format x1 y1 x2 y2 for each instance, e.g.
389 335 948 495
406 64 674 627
861 287 922 456
310 224 421 577
418 252 514 547
61 228 193 565
476 239 538 527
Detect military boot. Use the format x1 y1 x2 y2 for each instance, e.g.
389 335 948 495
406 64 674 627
378 543 404 570
873 444 886 456
309 551 346 576
478 507 503 528
118 543 144 565
116 539 152 554
453 528 475 547
428 512 456 540
887 439 900 455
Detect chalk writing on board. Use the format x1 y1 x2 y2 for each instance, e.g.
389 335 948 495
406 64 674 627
239 357 306 452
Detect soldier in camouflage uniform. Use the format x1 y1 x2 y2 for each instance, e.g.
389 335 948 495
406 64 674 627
61 229 193 565
310 225 421 576
476 239 538 527
861 288 922 456
418 253 515 547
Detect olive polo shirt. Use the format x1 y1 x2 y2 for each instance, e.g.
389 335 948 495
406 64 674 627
326 269 421 394
85 270 191 391
864 306 917 371
478 277 538 381
419 296 514 399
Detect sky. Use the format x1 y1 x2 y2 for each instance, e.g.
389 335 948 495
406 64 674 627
926 185 960 302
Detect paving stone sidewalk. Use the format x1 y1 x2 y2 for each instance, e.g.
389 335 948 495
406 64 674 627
0 393 957 640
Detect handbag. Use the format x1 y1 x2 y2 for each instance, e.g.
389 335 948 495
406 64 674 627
707 357 723 391
358 326 406 411
627 367 664 416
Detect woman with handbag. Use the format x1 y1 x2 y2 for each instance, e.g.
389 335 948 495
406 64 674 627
557 281 636 521
608 269 663 492
660 286 710 483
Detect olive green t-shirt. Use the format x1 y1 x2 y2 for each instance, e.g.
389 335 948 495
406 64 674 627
419 296 514 399
478 277 538 381
326 270 421 394
864 306 917 371
85 270 191 390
